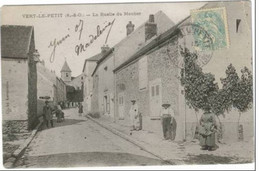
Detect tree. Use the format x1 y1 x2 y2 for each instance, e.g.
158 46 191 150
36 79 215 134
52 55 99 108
218 65 253 140
211 64 239 141
180 48 218 114
180 48 219 139
233 67 253 139
179 49 253 141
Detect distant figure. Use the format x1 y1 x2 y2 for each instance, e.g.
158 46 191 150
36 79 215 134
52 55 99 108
198 111 217 151
160 104 175 140
129 100 140 131
43 101 54 128
56 104 64 123
78 102 83 116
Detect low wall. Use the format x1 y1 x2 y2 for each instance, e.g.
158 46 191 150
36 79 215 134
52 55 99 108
2 120 28 134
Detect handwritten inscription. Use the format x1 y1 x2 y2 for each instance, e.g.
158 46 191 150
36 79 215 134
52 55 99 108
75 18 115 56
75 19 84 40
48 34 70 63
47 18 115 63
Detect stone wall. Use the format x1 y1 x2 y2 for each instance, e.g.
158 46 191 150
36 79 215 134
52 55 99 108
91 73 99 113
96 55 115 117
115 44 182 138
37 63 56 102
1 59 28 121
83 61 98 113
115 62 140 125
2 120 28 135
27 34 39 130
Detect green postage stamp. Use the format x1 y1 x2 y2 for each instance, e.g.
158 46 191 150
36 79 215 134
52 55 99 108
191 7 229 50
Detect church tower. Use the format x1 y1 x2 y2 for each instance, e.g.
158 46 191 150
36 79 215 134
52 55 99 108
61 60 72 83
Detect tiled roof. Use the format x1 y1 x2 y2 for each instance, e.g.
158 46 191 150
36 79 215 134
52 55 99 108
87 53 103 61
82 53 103 72
113 2 222 72
1 25 34 58
91 11 175 76
61 60 72 72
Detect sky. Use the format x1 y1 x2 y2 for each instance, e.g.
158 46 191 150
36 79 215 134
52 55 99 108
2 2 205 77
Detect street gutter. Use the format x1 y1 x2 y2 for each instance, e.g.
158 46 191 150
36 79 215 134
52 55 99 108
5 121 43 168
86 115 175 165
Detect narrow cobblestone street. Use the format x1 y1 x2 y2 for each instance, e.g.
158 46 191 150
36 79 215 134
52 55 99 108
14 108 165 168
13 108 253 168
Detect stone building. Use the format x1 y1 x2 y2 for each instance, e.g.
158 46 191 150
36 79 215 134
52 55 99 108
1 25 39 132
82 53 103 113
36 61 56 115
61 60 84 105
113 1 253 142
54 77 67 104
91 11 175 118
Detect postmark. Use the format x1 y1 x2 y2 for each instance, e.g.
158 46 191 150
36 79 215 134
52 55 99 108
167 23 214 68
191 7 229 50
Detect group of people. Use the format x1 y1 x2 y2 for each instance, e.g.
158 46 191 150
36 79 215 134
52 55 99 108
42 101 65 128
128 99 218 151
44 98 218 151
128 99 177 141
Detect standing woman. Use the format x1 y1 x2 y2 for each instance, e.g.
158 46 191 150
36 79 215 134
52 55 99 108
78 102 83 116
198 110 217 151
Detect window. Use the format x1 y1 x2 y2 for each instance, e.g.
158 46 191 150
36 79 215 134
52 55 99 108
66 73 69 77
104 95 110 113
139 56 148 90
151 84 160 97
236 19 241 33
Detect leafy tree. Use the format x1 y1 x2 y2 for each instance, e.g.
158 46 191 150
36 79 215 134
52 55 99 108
233 67 253 138
216 65 253 140
211 64 239 140
180 48 218 114
179 49 253 141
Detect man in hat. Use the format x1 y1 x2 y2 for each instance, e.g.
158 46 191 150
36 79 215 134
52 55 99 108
160 103 175 140
43 101 54 128
129 100 140 131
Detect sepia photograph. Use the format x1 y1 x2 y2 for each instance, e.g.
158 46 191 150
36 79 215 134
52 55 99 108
0 0 255 169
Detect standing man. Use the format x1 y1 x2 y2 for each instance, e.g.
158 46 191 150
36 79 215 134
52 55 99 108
160 104 175 140
129 100 140 131
43 101 54 128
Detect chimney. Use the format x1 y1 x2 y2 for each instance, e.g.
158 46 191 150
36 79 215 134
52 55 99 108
101 44 110 54
145 14 157 42
126 21 135 36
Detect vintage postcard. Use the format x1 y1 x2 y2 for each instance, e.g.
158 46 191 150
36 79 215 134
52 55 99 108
0 0 254 169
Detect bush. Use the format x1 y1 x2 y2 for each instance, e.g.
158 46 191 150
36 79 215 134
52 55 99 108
88 111 101 118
